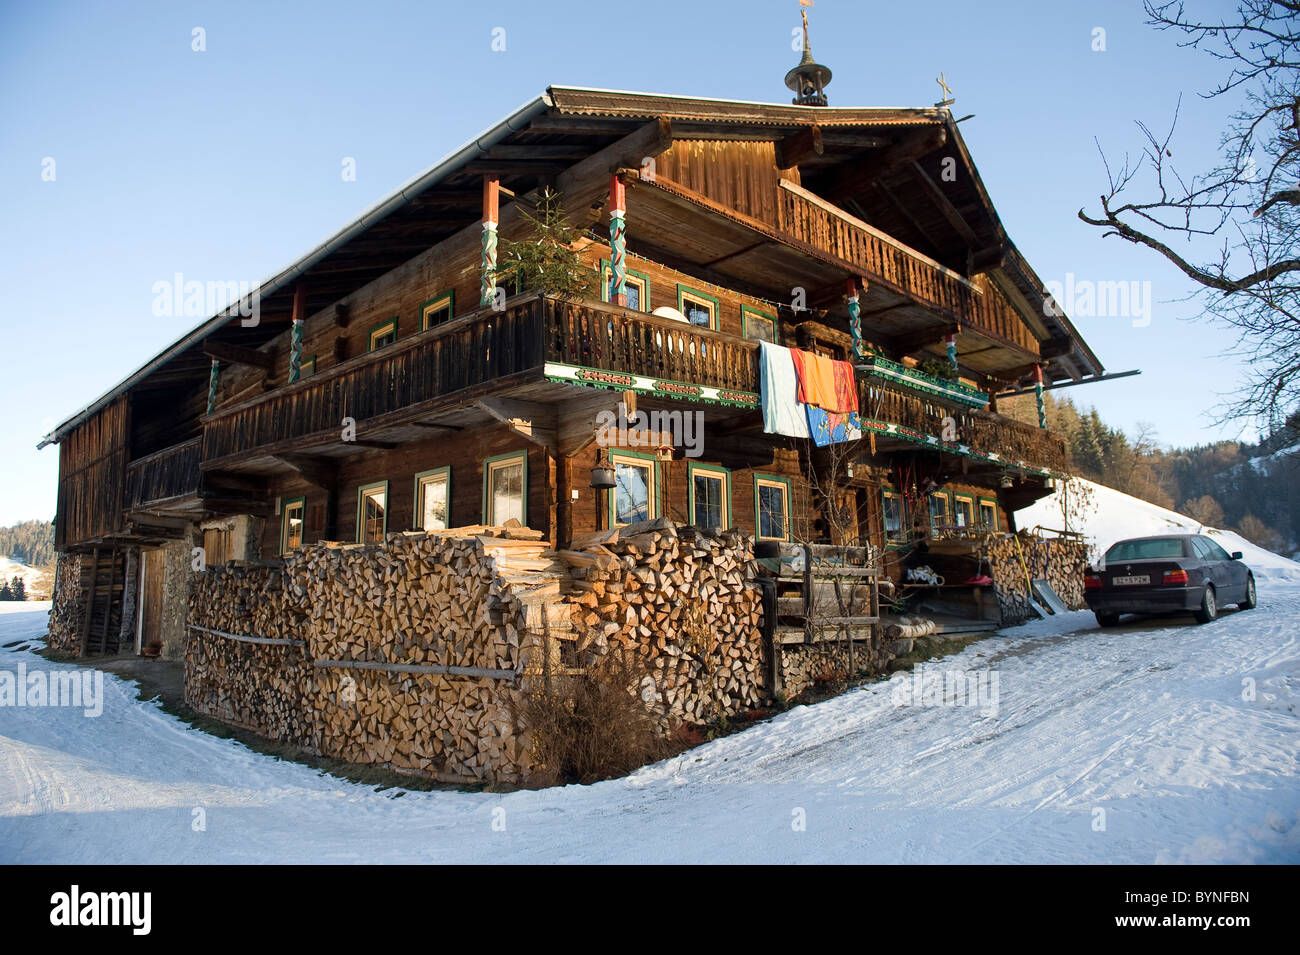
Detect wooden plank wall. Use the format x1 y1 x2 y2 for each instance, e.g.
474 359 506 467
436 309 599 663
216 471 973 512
654 140 798 228
55 395 128 550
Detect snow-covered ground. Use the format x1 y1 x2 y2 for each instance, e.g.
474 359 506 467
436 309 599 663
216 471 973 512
2 589 1297 864
1017 478 1300 582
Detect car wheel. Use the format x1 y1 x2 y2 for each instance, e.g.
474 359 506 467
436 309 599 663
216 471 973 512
1238 575 1257 611
1193 585 1217 624
1095 612 1120 628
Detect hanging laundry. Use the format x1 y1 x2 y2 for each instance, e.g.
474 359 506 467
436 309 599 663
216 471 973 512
759 340 810 438
806 406 863 446
790 348 858 413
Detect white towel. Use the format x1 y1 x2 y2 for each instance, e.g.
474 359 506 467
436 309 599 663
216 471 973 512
759 341 811 438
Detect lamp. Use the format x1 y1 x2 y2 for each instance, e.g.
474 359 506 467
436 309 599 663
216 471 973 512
1000 473 1014 489
590 449 616 489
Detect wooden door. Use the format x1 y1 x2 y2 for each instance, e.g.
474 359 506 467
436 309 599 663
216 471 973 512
139 549 163 653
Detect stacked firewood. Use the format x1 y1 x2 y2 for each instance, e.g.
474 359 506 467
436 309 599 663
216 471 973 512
45 553 85 656
985 532 1088 624
557 519 766 725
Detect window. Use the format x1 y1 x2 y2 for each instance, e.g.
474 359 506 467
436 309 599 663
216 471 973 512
368 318 398 351
978 498 997 530
677 285 720 330
609 451 658 527
1104 538 1186 561
688 463 730 531
357 482 388 544
414 467 451 531
420 291 454 330
601 261 650 312
741 305 777 344
928 492 950 533
280 496 305 555
483 451 527 526
298 355 317 378
755 474 792 541
882 488 906 545
1198 537 1232 561
953 495 974 528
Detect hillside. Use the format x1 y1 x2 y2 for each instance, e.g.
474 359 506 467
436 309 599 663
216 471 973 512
0 557 52 600
1016 479 1300 582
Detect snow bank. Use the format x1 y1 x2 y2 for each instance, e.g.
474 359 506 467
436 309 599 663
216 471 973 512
1016 479 1300 582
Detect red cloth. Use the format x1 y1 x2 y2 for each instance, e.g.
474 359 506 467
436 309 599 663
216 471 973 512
831 359 859 414
789 349 858 413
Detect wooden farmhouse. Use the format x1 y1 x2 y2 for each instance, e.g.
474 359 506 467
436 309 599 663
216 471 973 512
41 37 1100 688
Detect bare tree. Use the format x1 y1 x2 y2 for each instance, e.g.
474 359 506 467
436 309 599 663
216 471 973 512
1079 1 1300 428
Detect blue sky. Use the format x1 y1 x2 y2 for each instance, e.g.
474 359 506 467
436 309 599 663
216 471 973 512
0 0 1255 526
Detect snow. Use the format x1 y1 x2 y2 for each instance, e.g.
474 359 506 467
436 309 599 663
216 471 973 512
1017 478 1300 582
0 558 46 596
2 593 1298 864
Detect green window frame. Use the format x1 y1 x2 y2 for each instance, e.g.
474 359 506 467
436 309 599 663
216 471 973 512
419 291 455 330
367 317 398 352
413 466 451 531
928 491 951 534
607 450 660 527
482 451 528 527
676 284 721 331
599 259 651 312
978 497 998 530
280 495 305 555
687 462 731 531
357 481 389 544
881 486 907 547
740 305 778 344
754 473 793 541
953 494 975 529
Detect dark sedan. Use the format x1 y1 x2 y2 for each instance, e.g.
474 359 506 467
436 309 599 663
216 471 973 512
1084 534 1257 627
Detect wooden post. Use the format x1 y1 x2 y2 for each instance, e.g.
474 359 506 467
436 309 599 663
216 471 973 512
78 547 99 656
481 176 500 307
288 284 306 383
609 174 627 307
206 359 220 415
1033 364 1046 429
846 276 865 361
99 548 118 653
945 330 958 374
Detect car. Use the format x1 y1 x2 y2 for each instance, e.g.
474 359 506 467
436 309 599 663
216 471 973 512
1084 534 1256 627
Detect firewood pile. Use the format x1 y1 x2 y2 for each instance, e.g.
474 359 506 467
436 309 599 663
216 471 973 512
46 553 85 656
985 531 1088 625
556 519 766 725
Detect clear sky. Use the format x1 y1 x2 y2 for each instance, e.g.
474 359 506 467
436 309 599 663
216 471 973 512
0 0 1257 526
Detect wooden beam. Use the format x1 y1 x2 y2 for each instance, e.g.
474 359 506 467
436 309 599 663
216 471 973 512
203 340 273 370
477 397 557 452
774 124 824 170
274 453 338 490
817 127 948 203
78 547 99 656
908 160 979 245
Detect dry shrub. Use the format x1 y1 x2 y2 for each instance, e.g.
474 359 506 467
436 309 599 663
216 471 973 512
517 649 670 786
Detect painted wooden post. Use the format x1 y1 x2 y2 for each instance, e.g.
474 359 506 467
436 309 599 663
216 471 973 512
846 276 865 361
206 359 220 415
288 284 306 383
1034 363 1046 429
609 174 628 308
481 176 500 307
945 330 958 374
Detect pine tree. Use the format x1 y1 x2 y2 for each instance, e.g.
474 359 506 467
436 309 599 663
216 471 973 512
11 576 26 601
0 581 11 601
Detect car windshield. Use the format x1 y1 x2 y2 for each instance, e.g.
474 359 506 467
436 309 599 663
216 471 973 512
1105 538 1185 561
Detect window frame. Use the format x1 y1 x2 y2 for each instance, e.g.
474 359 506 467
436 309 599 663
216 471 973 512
740 304 778 344
599 259 651 312
413 466 452 531
367 317 398 352
419 290 455 331
928 490 951 534
754 473 793 542
676 284 721 331
687 462 731 531
607 449 660 527
482 450 528 527
356 480 389 544
977 496 998 530
881 486 907 547
280 495 306 555
298 354 317 378
953 493 975 529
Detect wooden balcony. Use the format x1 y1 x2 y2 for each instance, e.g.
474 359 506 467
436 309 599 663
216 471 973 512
200 293 1067 476
124 438 201 511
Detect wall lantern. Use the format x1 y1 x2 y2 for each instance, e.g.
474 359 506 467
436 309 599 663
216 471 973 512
590 450 616 489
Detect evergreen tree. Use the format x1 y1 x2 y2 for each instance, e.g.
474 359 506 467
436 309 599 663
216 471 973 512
0 581 11 601
11 576 26 601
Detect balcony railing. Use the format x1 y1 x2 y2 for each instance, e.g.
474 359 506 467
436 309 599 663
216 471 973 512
201 292 1067 475
124 438 201 510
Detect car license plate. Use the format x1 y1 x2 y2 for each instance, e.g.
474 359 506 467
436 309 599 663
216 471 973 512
1113 575 1149 585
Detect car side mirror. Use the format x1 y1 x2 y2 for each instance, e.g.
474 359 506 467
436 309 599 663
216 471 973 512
1231 551 1243 560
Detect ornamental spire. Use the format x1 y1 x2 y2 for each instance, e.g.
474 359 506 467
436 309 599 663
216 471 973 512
785 1 832 107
